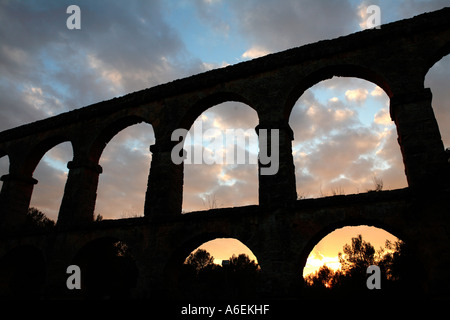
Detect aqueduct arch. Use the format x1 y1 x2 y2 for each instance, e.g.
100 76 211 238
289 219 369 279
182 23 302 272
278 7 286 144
177 91 257 131
283 64 393 120
0 8 450 299
181 100 259 212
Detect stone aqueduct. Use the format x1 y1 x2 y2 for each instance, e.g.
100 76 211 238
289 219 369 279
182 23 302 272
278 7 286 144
1 8 450 299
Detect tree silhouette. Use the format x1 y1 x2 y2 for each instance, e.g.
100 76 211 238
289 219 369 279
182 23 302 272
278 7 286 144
225 254 260 299
26 207 55 231
228 253 259 273
185 249 215 274
180 251 260 299
303 234 414 299
339 234 375 272
304 265 335 288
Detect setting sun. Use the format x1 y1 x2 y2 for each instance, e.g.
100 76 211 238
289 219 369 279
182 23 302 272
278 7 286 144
302 226 399 278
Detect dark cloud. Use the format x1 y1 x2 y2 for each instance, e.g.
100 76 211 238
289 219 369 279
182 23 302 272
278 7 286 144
394 0 449 20
0 0 199 131
192 0 231 35
0 81 50 130
229 0 357 53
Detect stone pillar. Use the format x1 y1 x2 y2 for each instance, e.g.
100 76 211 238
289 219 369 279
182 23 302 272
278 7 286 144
257 230 299 299
57 159 102 227
259 261 298 299
0 173 37 230
390 88 449 191
256 121 297 208
144 142 183 219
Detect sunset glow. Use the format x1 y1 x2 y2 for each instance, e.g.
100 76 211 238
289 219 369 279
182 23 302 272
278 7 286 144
196 238 258 266
302 226 399 277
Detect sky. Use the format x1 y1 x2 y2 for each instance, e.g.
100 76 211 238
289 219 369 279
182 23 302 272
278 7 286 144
0 0 449 276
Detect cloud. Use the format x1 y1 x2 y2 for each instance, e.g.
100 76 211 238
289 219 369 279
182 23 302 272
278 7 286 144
329 97 339 103
192 0 231 35
357 3 370 29
26 122 156 221
228 0 357 52
293 120 407 197
182 162 259 212
29 142 73 221
202 61 231 71
290 76 408 198
242 46 270 59
0 1 207 219
374 108 391 125
370 86 385 97
0 0 198 131
305 250 341 269
290 86 359 143
345 88 369 104
395 0 450 21
334 108 355 122
95 123 154 219
357 2 383 30
182 102 259 212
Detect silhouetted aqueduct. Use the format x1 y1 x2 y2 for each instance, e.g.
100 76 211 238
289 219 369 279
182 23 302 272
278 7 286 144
1 8 450 299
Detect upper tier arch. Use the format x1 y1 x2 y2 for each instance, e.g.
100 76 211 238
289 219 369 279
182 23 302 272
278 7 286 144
283 64 393 121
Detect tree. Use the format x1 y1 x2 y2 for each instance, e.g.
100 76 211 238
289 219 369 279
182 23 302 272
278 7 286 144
376 239 418 295
225 254 260 299
179 251 261 299
304 234 414 298
304 265 335 288
228 253 259 273
202 193 221 210
185 249 215 274
26 207 55 231
338 234 376 276
370 175 384 192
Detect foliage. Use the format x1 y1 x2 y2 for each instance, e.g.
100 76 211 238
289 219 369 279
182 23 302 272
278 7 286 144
185 249 215 274
26 207 55 231
180 251 260 299
229 253 259 273
303 234 414 299
339 234 376 275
